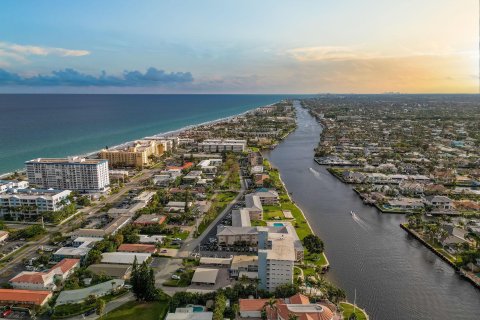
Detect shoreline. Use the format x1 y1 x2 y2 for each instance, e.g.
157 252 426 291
0 103 276 179
400 224 480 290
308 105 480 291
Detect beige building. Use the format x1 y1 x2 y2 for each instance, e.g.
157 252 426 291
99 140 164 168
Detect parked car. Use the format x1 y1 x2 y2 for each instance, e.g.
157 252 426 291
171 274 181 280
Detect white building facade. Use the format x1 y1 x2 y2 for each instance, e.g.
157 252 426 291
198 139 246 153
25 157 110 193
0 188 71 220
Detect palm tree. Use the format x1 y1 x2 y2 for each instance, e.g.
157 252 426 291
232 303 239 320
264 297 277 320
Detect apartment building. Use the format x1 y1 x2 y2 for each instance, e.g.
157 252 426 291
0 188 71 220
99 139 164 168
0 180 29 193
258 230 295 292
25 157 110 193
198 139 247 153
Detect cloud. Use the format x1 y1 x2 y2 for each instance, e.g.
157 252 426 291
0 67 193 87
286 46 364 62
0 42 90 64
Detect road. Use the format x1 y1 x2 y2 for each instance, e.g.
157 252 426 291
0 166 160 281
177 174 246 258
65 292 135 320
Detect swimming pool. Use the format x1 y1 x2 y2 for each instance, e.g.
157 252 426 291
273 222 284 227
192 306 204 312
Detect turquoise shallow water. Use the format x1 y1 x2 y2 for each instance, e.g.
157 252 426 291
0 94 299 174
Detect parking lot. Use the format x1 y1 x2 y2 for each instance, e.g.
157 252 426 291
194 200 257 259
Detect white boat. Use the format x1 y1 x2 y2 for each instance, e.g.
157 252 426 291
350 210 357 217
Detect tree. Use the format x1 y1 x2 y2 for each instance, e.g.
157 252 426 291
96 299 105 316
131 258 161 301
213 293 227 320
274 283 298 298
264 297 277 320
302 234 324 253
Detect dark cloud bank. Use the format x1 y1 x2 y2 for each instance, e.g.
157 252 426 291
0 67 193 86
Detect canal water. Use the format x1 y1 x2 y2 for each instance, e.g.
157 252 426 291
264 103 480 320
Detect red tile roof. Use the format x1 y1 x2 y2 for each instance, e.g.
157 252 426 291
239 298 270 311
50 258 80 274
0 289 51 306
167 162 193 170
117 244 157 253
289 293 310 304
10 272 49 284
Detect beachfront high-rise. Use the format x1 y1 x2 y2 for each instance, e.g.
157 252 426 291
25 157 110 193
99 140 165 169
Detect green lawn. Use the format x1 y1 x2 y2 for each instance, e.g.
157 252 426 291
100 300 169 320
339 302 368 320
263 205 284 220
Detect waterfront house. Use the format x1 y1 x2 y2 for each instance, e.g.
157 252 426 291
425 195 453 210
386 198 424 211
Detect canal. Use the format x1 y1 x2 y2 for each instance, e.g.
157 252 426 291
264 102 480 320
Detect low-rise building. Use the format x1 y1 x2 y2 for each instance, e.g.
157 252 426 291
101 252 151 265
53 247 91 263
0 180 29 193
198 139 246 153
87 264 132 280
117 244 157 254
9 259 79 291
191 268 219 286
55 279 124 305
0 289 52 307
425 195 454 210
253 189 279 205
74 214 132 238
0 188 71 220
133 214 166 226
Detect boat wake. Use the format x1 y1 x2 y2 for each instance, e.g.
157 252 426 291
309 167 322 179
351 211 371 231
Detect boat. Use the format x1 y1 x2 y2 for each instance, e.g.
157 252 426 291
350 210 357 218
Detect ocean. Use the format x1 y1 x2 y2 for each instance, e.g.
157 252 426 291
0 94 296 175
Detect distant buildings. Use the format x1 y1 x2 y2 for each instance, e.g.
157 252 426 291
0 188 71 220
198 139 246 153
99 139 164 168
25 157 110 193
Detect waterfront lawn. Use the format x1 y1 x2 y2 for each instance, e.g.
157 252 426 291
339 302 368 320
304 251 328 268
99 299 170 320
263 205 284 220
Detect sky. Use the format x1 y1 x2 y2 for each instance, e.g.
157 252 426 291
0 0 478 93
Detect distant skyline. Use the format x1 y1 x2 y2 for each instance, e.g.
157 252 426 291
0 0 478 93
